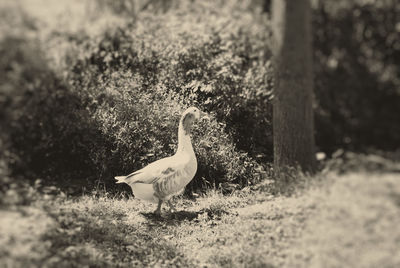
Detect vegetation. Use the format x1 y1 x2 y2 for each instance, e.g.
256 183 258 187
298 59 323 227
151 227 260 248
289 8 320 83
1 0 273 192
2 169 400 267
1 0 399 191
0 0 399 267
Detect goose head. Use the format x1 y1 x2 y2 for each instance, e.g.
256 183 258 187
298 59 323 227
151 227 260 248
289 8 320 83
180 107 208 134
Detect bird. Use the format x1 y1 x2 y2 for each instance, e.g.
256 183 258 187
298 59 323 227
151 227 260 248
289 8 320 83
115 107 208 215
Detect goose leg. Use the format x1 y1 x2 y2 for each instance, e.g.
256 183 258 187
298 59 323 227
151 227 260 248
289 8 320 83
154 199 162 215
167 200 177 212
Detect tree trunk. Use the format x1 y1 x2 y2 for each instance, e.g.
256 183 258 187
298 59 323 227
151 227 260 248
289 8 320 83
271 0 316 173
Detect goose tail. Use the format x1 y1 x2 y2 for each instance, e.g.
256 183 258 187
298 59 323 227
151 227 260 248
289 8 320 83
115 176 127 184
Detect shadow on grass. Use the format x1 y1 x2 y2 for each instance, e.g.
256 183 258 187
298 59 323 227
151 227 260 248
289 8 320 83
141 207 231 226
141 210 199 221
39 204 193 267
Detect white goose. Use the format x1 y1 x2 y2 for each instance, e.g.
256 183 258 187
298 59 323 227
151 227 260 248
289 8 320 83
115 107 207 215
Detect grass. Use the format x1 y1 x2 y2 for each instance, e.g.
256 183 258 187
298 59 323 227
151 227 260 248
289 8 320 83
2 1 399 267
1 171 400 267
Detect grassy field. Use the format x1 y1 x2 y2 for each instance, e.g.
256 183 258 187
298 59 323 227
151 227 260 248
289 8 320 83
1 171 400 267
1 1 400 267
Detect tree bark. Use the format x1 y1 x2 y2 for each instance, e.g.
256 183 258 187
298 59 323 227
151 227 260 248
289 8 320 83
271 0 316 173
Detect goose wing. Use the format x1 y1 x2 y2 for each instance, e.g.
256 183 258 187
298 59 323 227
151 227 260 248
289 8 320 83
117 155 187 185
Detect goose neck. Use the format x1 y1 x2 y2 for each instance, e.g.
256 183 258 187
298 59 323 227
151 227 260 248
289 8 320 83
177 121 193 154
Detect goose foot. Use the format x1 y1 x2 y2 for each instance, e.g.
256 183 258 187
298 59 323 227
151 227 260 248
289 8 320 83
154 199 163 215
167 200 177 213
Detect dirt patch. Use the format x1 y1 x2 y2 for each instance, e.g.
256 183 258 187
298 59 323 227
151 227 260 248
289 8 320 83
0 207 54 266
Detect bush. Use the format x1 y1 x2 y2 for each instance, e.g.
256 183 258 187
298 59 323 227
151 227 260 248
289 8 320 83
64 2 273 189
312 0 400 153
3 0 399 194
69 68 267 191
0 36 115 191
1 1 271 192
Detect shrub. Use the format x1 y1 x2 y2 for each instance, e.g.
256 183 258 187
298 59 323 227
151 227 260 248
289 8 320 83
68 68 267 191
1 0 272 192
312 0 400 153
0 36 114 190
62 1 273 190
4 0 399 194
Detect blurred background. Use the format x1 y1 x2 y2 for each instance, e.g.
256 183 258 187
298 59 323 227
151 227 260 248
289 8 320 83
1 0 399 197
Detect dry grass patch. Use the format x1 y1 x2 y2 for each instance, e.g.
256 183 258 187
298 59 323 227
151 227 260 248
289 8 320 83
1 172 400 267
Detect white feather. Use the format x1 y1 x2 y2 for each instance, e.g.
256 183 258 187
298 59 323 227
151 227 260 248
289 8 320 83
114 107 203 210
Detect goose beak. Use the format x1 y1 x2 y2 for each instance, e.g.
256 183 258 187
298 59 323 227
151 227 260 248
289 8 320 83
200 111 211 121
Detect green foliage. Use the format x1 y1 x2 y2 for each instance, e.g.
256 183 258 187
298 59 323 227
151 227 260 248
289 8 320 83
312 0 400 153
2 0 273 191
1 0 399 193
0 37 111 188
1 1 271 191
68 65 267 190
69 2 274 159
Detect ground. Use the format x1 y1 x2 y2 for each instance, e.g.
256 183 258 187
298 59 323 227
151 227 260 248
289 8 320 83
1 172 400 267
1 1 399 267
